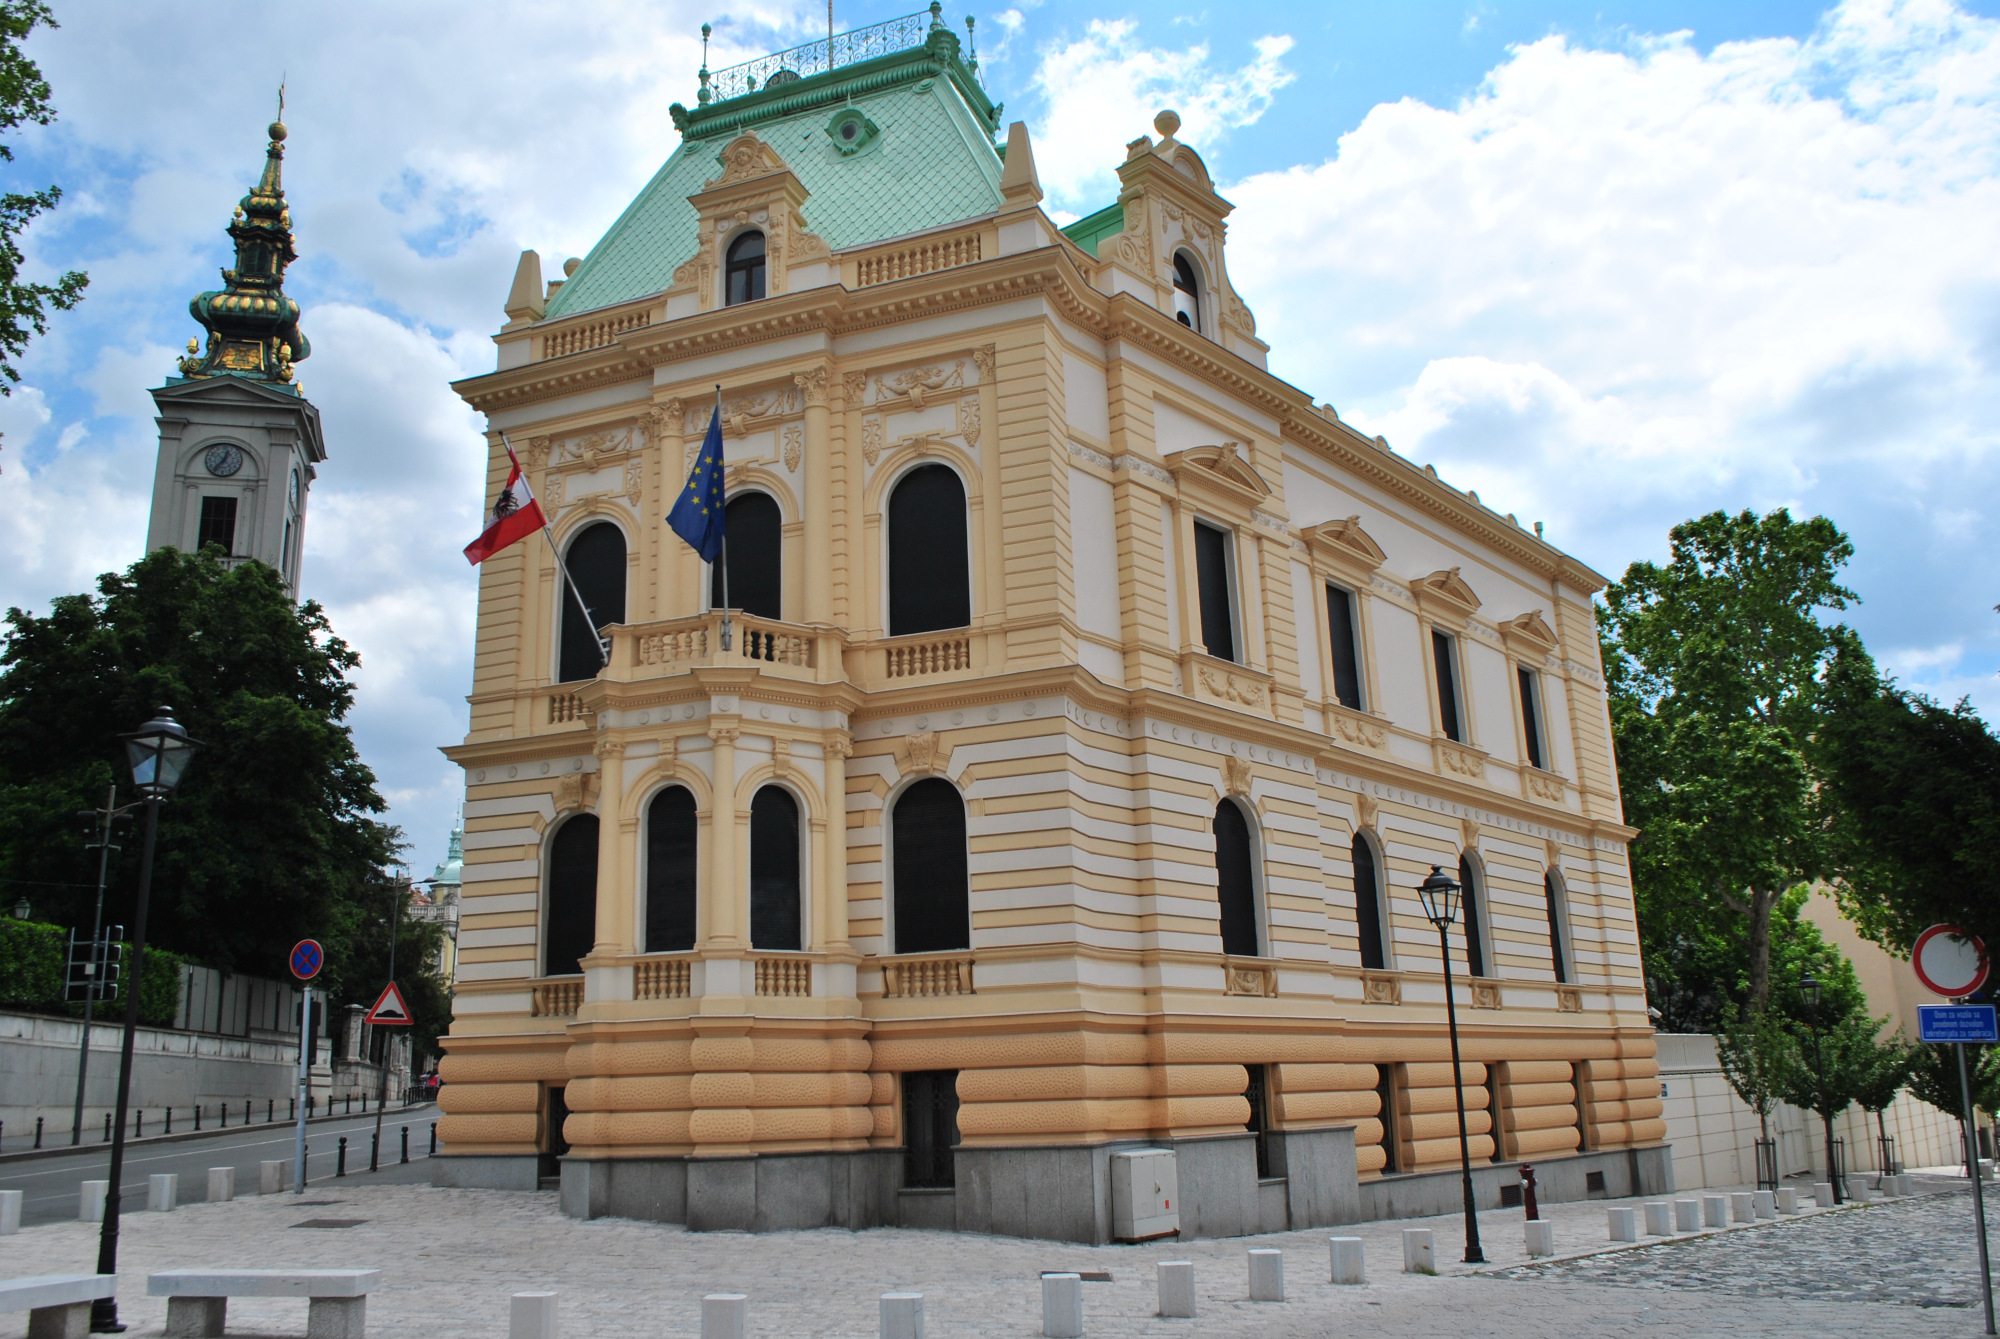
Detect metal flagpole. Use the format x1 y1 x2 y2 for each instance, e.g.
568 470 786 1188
715 384 732 651
499 431 608 670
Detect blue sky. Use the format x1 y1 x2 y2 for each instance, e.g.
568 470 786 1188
2 0 1997 878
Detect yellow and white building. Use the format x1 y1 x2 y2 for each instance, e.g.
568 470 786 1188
435 7 1668 1239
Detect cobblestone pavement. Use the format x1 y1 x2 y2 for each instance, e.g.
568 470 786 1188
0 1177 1985 1338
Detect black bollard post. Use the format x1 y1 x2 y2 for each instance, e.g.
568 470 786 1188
195 1105 201 1131
35 1116 43 1149
219 1102 227 1129
245 1098 251 1124
102 1112 111 1142
400 1126 409 1164
267 1098 273 1123
288 1097 294 1121
135 1110 142 1138
369 1130 379 1174
337 1137 347 1178
165 1109 172 1135
429 1122 437 1156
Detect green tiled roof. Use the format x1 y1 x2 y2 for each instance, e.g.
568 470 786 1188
1061 203 1124 258
545 44 1005 320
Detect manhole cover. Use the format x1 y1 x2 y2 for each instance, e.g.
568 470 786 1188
292 1219 367 1229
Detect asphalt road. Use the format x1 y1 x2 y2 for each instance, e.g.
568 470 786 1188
0 1103 440 1226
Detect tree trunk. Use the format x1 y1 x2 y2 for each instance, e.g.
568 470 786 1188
1747 887 1776 1013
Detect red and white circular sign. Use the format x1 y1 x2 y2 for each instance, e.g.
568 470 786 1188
1912 924 1989 999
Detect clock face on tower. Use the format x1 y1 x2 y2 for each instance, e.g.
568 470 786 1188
203 444 244 477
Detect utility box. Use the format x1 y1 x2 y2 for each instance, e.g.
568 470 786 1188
1111 1148 1179 1241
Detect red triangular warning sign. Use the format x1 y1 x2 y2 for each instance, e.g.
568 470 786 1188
364 981 413 1025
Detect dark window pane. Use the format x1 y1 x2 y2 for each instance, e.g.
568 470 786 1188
750 785 802 951
645 786 698 952
1214 801 1259 957
710 491 783 620
545 815 599 976
1326 584 1362 709
1193 522 1236 662
892 777 969 953
1460 855 1487 977
1244 1064 1271 1178
1432 629 1462 742
559 522 625 684
1353 835 1386 971
902 1069 960 1187
726 230 766 306
1375 1065 1399 1172
1546 873 1569 984
888 464 970 636
1519 666 1545 770
197 496 238 556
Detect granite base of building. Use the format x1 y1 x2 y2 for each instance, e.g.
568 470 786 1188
430 1154 541 1191
1356 1144 1675 1222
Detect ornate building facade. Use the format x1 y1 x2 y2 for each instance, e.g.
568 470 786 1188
435 7 1668 1240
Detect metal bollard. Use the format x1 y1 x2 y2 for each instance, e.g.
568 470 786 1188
400 1126 409 1164
220 1103 227 1128
1329 1236 1365 1284
34 1116 43 1149
1156 1262 1195 1318
102 1112 111 1142
165 1109 172 1135
289 1098 294 1120
337 1137 347 1177
879 1292 923 1339
370 1131 380 1173
510 1291 557 1339
1041 1274 1083 1337
430 1122 438 1156
701 1294 747 1339
345 1095 351 1115
135 1110 143 1138
267 1098 273 1122
195 1105 202 1132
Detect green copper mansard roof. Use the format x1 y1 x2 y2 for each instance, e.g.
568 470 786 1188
544 7 1004 321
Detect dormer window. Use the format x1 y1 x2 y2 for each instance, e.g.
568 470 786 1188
726 230 766 306
1172 253 1200 328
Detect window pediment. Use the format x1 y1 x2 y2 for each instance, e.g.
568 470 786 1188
1412 567 1482 624
1303 515 1387 582
1167 444 1270 512
1499 610 1560 658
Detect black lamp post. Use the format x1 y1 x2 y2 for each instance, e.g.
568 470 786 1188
1418 863 1485 1265
91 707 198 1332
1802 973 1841 1206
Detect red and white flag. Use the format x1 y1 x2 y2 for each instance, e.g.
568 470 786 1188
464 446 546 565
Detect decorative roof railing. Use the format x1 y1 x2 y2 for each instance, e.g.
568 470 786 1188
699 5 940 105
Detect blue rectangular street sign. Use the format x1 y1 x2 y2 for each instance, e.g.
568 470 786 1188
1919 1004 2000 1044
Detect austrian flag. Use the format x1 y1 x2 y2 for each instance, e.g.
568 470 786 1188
463 448 547 564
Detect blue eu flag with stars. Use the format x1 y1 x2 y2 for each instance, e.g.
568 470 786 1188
668 406 726 563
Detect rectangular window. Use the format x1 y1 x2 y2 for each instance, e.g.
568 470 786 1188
197 496 238 556
1375 1064 1400 1174
1325 584 1363 709
1244 1064 1272 1179
902 1069 961 1188
1519 666 1546 770
1192 521 1237 663
1546 872 1570 985
1432 629 1464 742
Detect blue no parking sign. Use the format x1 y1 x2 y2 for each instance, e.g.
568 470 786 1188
1918 1004 1999 1044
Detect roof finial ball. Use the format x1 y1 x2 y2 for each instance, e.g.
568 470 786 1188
268 120 287 143
1154 109 1181 141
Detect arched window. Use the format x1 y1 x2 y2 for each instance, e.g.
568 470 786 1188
887 464 970 636
1459 854 1488 978
725 230 766 306
891 777 968 954
709 491 783 621
1352 833 1388 971
544 815 599 977
1213 800 1260 957
750 785 803 951
1172 253 1201 329
1545 870 1571 984
558 522 625 684
644 786 698 953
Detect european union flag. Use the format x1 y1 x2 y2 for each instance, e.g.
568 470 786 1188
667 406 726 563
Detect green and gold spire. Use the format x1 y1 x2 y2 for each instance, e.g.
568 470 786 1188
176 105 309 389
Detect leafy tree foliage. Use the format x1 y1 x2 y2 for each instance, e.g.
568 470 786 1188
1715 1002 1795 1144
0 2 85 389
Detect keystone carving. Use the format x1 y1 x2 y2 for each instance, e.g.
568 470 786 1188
1221 755 1252 796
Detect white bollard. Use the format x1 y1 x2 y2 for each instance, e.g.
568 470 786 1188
1730 1191 1756 1223
1776 1187 1799 1214
207 1167 235 1203
1402 1228 1435 1273
1524 1220 1554 1258
1674 1199 1701 1232
1156 1262 1195 1318
510 1292 557 1339
1042 1274 1083 1337
1812 1181 1835 1209
1247 1250 1283 1302
1329 1237 1365 1284
701 1294 746 1339
80 1179 107 1222
1702 1194 1729 1227
259 1159 287 1195
880 1292 924 1339
148 1173 178 1212
1754 1190 1776 1218
0 1188 20 1235
1643 1202 1672 1235
1607 1206 1638 1242
1896 1174 1915 1196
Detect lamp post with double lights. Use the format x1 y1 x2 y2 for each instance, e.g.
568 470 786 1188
91 707 199 1333
1801 973 1842 1205
1417 863 1485 1265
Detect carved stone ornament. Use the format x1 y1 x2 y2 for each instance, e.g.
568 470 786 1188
544 473 567 508
1330 707 1386 750
879 361 965 410
1362 972 1402 1006
556 769 600 814
1460 817 1480 850
898 730 950 776
1413 567 1483 622
772 738 793 777
1556 985 1583 1013
623 461 643 505
1438 742 1485 780
525 436 552 471
957 397 980 448
1197 665 1267 708
1304 516 1388 577
1224 962 1276 998
861 416 885 466
1354 793 1378 834
1471 980 1502 1010
1168 444 1271 502
793 366 830 407
706 130 791 188
1221 755 1253 796
971 345 996 378
688 386 801 436
1500 609 1561 658
1526 770 1567 802
782 425 803 473
842 371 869 407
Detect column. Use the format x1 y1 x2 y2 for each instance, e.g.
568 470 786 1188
590 736 628 958
822 735 851 951
704 721 742 948
796 369 832 625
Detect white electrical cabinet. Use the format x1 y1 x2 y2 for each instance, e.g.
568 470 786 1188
1111 1148 1180 1241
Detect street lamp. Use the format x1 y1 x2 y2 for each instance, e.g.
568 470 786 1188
92 706 199 1333
1418 863 1486 1265
1801 973 1841 1206
11 896 27 919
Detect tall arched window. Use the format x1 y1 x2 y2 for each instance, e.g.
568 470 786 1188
1172 253 1201 329
1545 870 1571 984
887 464 970 636
709 491 782 620
891 777 968 953
544 815 599 977
558 522 626 684
645 786 698 953
725 230 766 306
750 785 803 951
1213 800 1259 957
1459 854 1488 977
1352 833 1388 971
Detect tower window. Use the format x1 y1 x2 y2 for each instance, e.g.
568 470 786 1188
887 464 970 636
725 230 766 306
1352 833 1388 971
558 522 626 684
1545 870 1571 985
710 491 783 621
1432 629 1464 742
749 785 803 951
1326 584 1363 710
1192 521 1237 663
644 785 698 953
1172 253 1200 329
544 814 599 977
1459 854 1488 978
891 777 970 954
1213 800 1260 957
1519 666 1547 770
197 496 238 556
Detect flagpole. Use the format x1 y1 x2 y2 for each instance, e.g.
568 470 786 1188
715 384 732 652
499 431 608 670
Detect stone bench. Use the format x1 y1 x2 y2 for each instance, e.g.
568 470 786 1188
148 1269 380 1339
0 1274 117 1339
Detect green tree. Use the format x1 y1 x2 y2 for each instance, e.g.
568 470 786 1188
1715 1002 1797 1152
0 2 86 388
1851 1030 1916 1172
1601 508 1860 1015
1909 1041 1998 1171
1778 1002 1881 1189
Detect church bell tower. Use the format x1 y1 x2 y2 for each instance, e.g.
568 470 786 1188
145 111 324 598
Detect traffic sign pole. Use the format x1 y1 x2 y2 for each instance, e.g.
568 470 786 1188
1958 1031 1995 1335
288 940 324 1197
